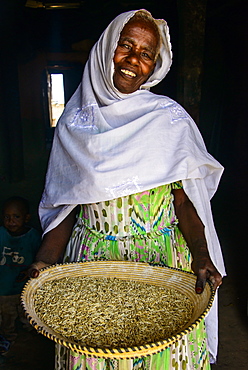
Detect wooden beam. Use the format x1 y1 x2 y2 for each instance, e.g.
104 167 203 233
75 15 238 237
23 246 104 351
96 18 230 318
177 0 207 124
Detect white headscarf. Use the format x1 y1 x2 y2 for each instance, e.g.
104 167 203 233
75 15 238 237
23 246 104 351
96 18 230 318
39 9 225 361
40 9 173 230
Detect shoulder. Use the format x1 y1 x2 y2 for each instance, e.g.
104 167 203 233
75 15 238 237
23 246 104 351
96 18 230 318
0 227 12 250
0 226 8 237
28 227 41 238
28 227 41 235
24 227 41 242
155 95 192 121
143 92 192 120
21 228 41 251
144 91 177 105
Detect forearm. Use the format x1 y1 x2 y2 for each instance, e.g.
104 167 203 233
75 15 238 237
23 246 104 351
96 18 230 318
172 188 222 292
35 207 78 264
172 193 209 259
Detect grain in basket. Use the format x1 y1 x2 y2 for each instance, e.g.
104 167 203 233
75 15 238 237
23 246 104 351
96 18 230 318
34 275 193 348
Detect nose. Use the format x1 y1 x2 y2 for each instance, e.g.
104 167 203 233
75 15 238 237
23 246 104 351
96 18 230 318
6 216 15 224
126 50 139 65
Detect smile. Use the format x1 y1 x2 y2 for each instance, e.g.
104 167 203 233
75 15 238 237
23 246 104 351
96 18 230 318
121 69 136 77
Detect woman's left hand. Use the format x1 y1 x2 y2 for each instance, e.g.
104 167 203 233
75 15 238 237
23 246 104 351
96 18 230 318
191 246 222 293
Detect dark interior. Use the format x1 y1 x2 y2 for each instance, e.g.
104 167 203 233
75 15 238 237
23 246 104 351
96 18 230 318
0 0 247 368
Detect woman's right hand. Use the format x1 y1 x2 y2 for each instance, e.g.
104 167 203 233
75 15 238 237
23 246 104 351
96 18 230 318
16 261 52 282
26 207 79 279
28 261 52 278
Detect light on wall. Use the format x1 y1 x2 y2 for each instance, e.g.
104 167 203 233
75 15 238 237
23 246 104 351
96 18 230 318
25 1 83 9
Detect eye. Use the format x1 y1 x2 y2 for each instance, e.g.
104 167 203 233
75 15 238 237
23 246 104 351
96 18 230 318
121 43 131 50
141 52 153 60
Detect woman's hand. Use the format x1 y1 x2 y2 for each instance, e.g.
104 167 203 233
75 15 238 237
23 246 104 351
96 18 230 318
172 188 222 294
191 244 222 293
16 261 52 281
17 207 78 282
28 261 52 278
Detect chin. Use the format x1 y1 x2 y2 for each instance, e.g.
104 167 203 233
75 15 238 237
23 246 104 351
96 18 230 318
116 84 138 94
113 74 137 94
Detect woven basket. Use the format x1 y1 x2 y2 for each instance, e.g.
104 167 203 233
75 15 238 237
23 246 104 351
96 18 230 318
20 261 214 359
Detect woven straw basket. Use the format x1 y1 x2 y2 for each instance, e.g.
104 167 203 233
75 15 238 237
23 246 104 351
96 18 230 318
21 261 214 359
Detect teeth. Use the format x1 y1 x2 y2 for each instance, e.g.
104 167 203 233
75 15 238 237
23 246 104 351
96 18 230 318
121 69 136 77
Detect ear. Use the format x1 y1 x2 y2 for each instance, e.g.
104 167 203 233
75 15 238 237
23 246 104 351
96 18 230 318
25 213 31 223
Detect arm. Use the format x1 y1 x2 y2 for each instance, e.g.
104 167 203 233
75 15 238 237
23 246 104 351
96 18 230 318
28 206 78 277
172 188 222 293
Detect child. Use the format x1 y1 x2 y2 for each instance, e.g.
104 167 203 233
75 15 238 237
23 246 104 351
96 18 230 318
0 196 41 347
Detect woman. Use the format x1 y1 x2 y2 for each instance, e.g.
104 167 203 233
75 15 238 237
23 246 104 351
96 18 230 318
31 9 225 370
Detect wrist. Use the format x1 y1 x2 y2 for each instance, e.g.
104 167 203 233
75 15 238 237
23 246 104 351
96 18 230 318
190 240 209 259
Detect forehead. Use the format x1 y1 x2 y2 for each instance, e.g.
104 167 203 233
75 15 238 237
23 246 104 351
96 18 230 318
3 202 27 215
120 17 159 48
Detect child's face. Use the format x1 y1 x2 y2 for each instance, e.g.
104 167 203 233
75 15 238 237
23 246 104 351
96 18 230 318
3 202 30 236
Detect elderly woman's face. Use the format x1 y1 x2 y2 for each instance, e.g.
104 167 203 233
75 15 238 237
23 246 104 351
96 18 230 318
113 17 159 94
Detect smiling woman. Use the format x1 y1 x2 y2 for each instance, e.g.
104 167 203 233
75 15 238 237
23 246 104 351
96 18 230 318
26 8 225 370
113 13 160 93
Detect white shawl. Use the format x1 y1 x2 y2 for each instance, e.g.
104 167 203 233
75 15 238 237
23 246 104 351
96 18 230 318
39 9 225 361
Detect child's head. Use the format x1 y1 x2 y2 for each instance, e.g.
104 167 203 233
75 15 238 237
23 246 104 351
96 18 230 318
2 196 30 236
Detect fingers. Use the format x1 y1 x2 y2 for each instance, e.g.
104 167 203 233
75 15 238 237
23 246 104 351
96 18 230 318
16 266 42 282
31 261 51 271
16 262 52 283
208 273 222 291
195 269 206 294
191 255 222 294
30 269 40 278
27 261 52 279
191 259 208 294
195 268 222 294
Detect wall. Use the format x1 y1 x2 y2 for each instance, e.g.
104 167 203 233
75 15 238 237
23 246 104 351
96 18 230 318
0 50 87 230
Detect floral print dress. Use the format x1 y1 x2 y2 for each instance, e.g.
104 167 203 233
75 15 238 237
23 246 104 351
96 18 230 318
55 183 210 370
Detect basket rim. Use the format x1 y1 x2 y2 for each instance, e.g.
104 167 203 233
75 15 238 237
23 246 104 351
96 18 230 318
20 260 215 359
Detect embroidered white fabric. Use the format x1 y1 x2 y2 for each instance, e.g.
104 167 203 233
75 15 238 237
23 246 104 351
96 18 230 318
39 9 225 361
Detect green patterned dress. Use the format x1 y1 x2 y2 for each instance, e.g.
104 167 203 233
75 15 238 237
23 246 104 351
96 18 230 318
55 183 210 370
